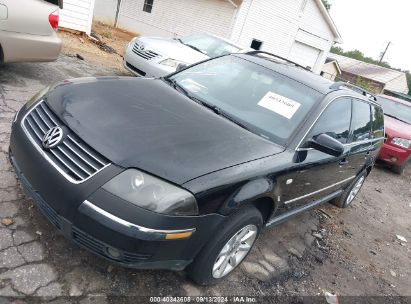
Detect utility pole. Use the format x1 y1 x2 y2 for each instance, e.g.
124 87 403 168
379 42 391 64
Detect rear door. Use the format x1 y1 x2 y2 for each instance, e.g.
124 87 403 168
346 99 373 174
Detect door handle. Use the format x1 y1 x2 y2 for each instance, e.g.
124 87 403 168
339 158 349 166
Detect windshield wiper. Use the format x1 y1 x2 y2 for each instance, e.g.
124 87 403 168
162 78 256 134
384 113 410 125
179 41 205 54
162 77 191 97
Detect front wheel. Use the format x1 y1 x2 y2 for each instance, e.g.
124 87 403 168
331 171 367 208
187 206 263 285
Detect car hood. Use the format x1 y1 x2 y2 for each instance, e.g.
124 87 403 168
384 115 411 139
46 77 284 185
139 37 209 64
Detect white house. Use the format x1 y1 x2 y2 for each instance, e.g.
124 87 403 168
65 0 342 74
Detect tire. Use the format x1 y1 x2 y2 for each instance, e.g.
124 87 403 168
392 164 406 175
331 171 367 208
187 206 263 285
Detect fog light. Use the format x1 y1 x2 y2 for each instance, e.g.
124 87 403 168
106 246 121 259
390 156 398 162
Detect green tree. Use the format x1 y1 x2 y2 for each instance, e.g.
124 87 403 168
355 76 373 92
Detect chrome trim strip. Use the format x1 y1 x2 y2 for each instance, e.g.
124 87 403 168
48 149 86 179
295 137 385 152
21 100 111 184
62 141 99 171
67 134 106 166
295 94 384 151
83 200 196 235
284 176 356 205
56 146 93 175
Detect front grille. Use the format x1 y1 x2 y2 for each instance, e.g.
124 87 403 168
132 43 160 60
22 101 110 183
72 227 152 264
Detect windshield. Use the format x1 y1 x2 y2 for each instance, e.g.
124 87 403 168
179 34 241 58
168 55 323 145
377 97 411 125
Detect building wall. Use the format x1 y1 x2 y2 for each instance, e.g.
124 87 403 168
60 0 96 34
93 0 118 26
321 62 339 81
230 0 335 74
117 0 237 38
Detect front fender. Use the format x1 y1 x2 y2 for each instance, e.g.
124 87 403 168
218 178 277 215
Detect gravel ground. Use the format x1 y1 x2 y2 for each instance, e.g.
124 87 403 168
0 56 410 304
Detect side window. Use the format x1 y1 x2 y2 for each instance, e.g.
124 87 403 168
351 99 372 142
308 97 352 144
371 105 384 138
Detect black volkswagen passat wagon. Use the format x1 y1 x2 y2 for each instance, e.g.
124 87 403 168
9 51 384 285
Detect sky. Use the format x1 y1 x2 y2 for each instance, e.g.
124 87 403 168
328 0 411 71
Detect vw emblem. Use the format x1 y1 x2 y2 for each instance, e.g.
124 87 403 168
42 126 64 149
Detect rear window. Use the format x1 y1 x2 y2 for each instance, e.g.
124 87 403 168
371 105 384 138
170 55 323 146
351 99 372 142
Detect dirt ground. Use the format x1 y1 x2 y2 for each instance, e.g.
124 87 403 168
0 27 410 302
58 22 137 75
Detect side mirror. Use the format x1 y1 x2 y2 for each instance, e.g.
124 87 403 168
176 63 188 72
307 133 344 157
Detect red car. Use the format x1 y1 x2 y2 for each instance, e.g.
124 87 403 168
377 95 411 174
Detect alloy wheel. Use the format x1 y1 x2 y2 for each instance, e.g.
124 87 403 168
212 224 257 279
346 176 365 205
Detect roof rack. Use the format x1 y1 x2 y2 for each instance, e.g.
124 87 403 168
245 50 310 71
329 81 377 101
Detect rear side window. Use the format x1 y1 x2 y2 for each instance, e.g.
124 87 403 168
308 97 352 144
371 105 384 138
351 100 372 142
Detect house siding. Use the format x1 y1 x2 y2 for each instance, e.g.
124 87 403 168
230 0 335 73
60 0 96 34
117 0 237 38
93 0 118 26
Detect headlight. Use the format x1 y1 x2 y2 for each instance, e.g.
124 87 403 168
159 58 187 69
26 86 50 109
103 169 198 216
391 138 411 149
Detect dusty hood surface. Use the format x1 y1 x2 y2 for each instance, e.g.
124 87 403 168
45 77 283 184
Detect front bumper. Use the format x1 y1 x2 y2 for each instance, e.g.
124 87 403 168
378 142 411 167
9 102 225 270
123 43 175 78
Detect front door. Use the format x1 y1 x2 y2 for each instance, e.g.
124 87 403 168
282 97 354 211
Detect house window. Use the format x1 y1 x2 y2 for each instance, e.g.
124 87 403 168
143 0 154 13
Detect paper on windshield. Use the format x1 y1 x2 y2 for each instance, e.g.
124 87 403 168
257 92 301 119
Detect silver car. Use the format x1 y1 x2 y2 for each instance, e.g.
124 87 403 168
123 33 245 78
0 0 62 63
